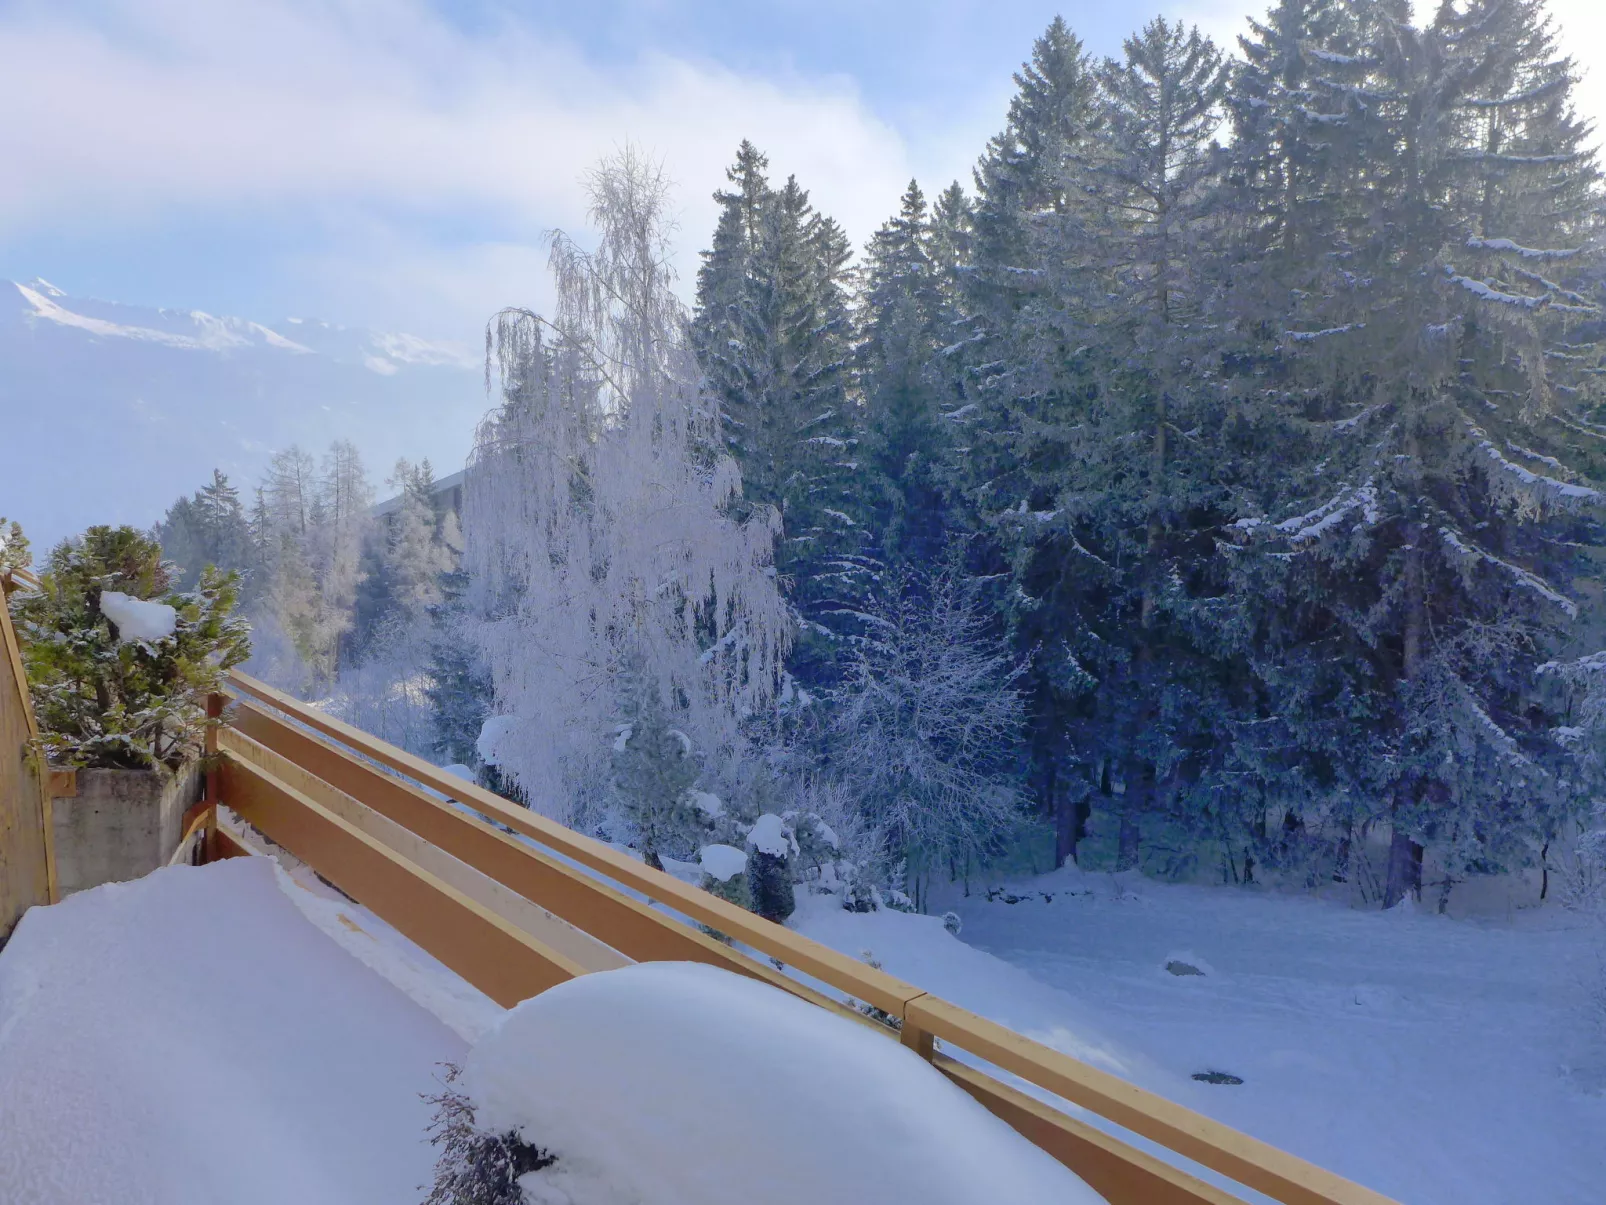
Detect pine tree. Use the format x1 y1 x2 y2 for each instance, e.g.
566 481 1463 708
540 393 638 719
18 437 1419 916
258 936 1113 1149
857 181 960 569
1223 0 1606 905
610 665 704 871
693 145 867 686
425 567 492 768
12 527 250 769
155 470 254 591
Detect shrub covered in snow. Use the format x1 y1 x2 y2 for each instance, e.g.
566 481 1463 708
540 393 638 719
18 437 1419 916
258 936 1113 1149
423 1064 556 1205
11 526 251 769
697 843 753 928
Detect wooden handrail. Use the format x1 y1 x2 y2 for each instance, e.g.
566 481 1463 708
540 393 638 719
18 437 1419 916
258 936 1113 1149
220 670 1402 1205
220 749 589 1005
225 672 925 1016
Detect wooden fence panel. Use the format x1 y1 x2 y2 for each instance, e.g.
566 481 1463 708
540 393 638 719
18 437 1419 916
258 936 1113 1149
0 577 53 941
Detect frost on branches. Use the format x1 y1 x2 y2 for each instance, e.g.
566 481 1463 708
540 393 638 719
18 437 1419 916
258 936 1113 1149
461 149 791 823
829 556 1026 904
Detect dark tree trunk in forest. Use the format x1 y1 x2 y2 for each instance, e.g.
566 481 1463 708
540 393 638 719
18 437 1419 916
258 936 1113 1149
1117 811 1141 872
1383 829 1423 909
1052 778 1091 868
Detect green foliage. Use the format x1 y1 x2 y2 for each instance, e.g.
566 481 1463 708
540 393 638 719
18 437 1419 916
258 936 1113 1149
609 666 703 869
0 517 30 577
154 469 255 592
11 526 250 770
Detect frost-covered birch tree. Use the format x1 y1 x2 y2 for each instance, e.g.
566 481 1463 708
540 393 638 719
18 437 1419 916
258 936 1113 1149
463 148 791 823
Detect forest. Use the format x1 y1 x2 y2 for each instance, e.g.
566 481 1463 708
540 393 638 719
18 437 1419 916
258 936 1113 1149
148 0 1606 917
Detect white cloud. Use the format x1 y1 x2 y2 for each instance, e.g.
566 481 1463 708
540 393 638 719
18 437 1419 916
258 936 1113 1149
2 0 1601 342
0 0 916 336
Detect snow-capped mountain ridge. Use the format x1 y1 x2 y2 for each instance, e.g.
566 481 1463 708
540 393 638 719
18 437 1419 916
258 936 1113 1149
1 278 487 550
7 279 478 374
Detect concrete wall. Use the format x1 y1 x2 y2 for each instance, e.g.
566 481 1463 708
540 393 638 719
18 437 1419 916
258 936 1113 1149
52 763 201 898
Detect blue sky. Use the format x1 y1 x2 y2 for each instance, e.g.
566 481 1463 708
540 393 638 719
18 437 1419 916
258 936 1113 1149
1 0 1600 345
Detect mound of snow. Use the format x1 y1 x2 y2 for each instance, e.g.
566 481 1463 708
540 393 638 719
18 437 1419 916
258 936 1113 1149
463 961 1101 1205
476 714 522 767
698 844 748 883
746 812 793 857
98 590 176 641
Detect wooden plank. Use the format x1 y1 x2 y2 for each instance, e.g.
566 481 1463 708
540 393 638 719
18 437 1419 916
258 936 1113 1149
221 725 628 974
906 996 1400 1205
227 695 877 1018
219 751 587 1007
226 671 925 1017
933 1054 1245 1205
0 578 54 935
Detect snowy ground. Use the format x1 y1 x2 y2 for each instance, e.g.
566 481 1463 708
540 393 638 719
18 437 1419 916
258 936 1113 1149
5 848 1599 1205
794 866 1606 1205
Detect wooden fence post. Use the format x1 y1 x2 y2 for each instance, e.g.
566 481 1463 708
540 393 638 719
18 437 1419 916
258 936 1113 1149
203 691 223 861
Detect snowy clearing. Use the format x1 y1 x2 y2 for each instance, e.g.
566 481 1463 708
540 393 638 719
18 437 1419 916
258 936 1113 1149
792 867 1606 1205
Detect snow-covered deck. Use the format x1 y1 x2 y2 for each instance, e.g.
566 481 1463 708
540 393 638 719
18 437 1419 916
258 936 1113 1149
0 859 465 1204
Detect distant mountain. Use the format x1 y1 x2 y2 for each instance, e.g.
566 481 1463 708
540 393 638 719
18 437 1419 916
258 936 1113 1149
0 278 490 551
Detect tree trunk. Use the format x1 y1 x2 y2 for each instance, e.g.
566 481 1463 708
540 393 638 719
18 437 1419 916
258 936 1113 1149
1382 829 1422 909
1117 812 1141 872
1052 779 1090 868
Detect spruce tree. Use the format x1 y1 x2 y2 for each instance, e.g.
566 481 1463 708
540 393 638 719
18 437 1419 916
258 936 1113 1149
1224 0 1606 905
858 181 959 569
693 144 867 686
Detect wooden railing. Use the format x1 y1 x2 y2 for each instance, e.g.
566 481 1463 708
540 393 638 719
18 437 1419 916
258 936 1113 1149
208 669 1400 1205
0 565 56 940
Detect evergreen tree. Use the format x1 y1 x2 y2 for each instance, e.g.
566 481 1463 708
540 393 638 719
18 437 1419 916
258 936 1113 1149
857 181 960 569
11 527 250 769
425 567 493 768
693 144 867 685
610 665 704 871
154 470 254 591
1223 0 1606 904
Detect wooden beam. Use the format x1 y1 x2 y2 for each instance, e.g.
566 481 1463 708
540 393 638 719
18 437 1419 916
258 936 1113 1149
209 816 257 862
933 1054 1243 1205
0 570 56 907
906 997 1399 1205
219 751 588 1007
227 695 870 1020
227 671 924 1018
221 725 627 974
